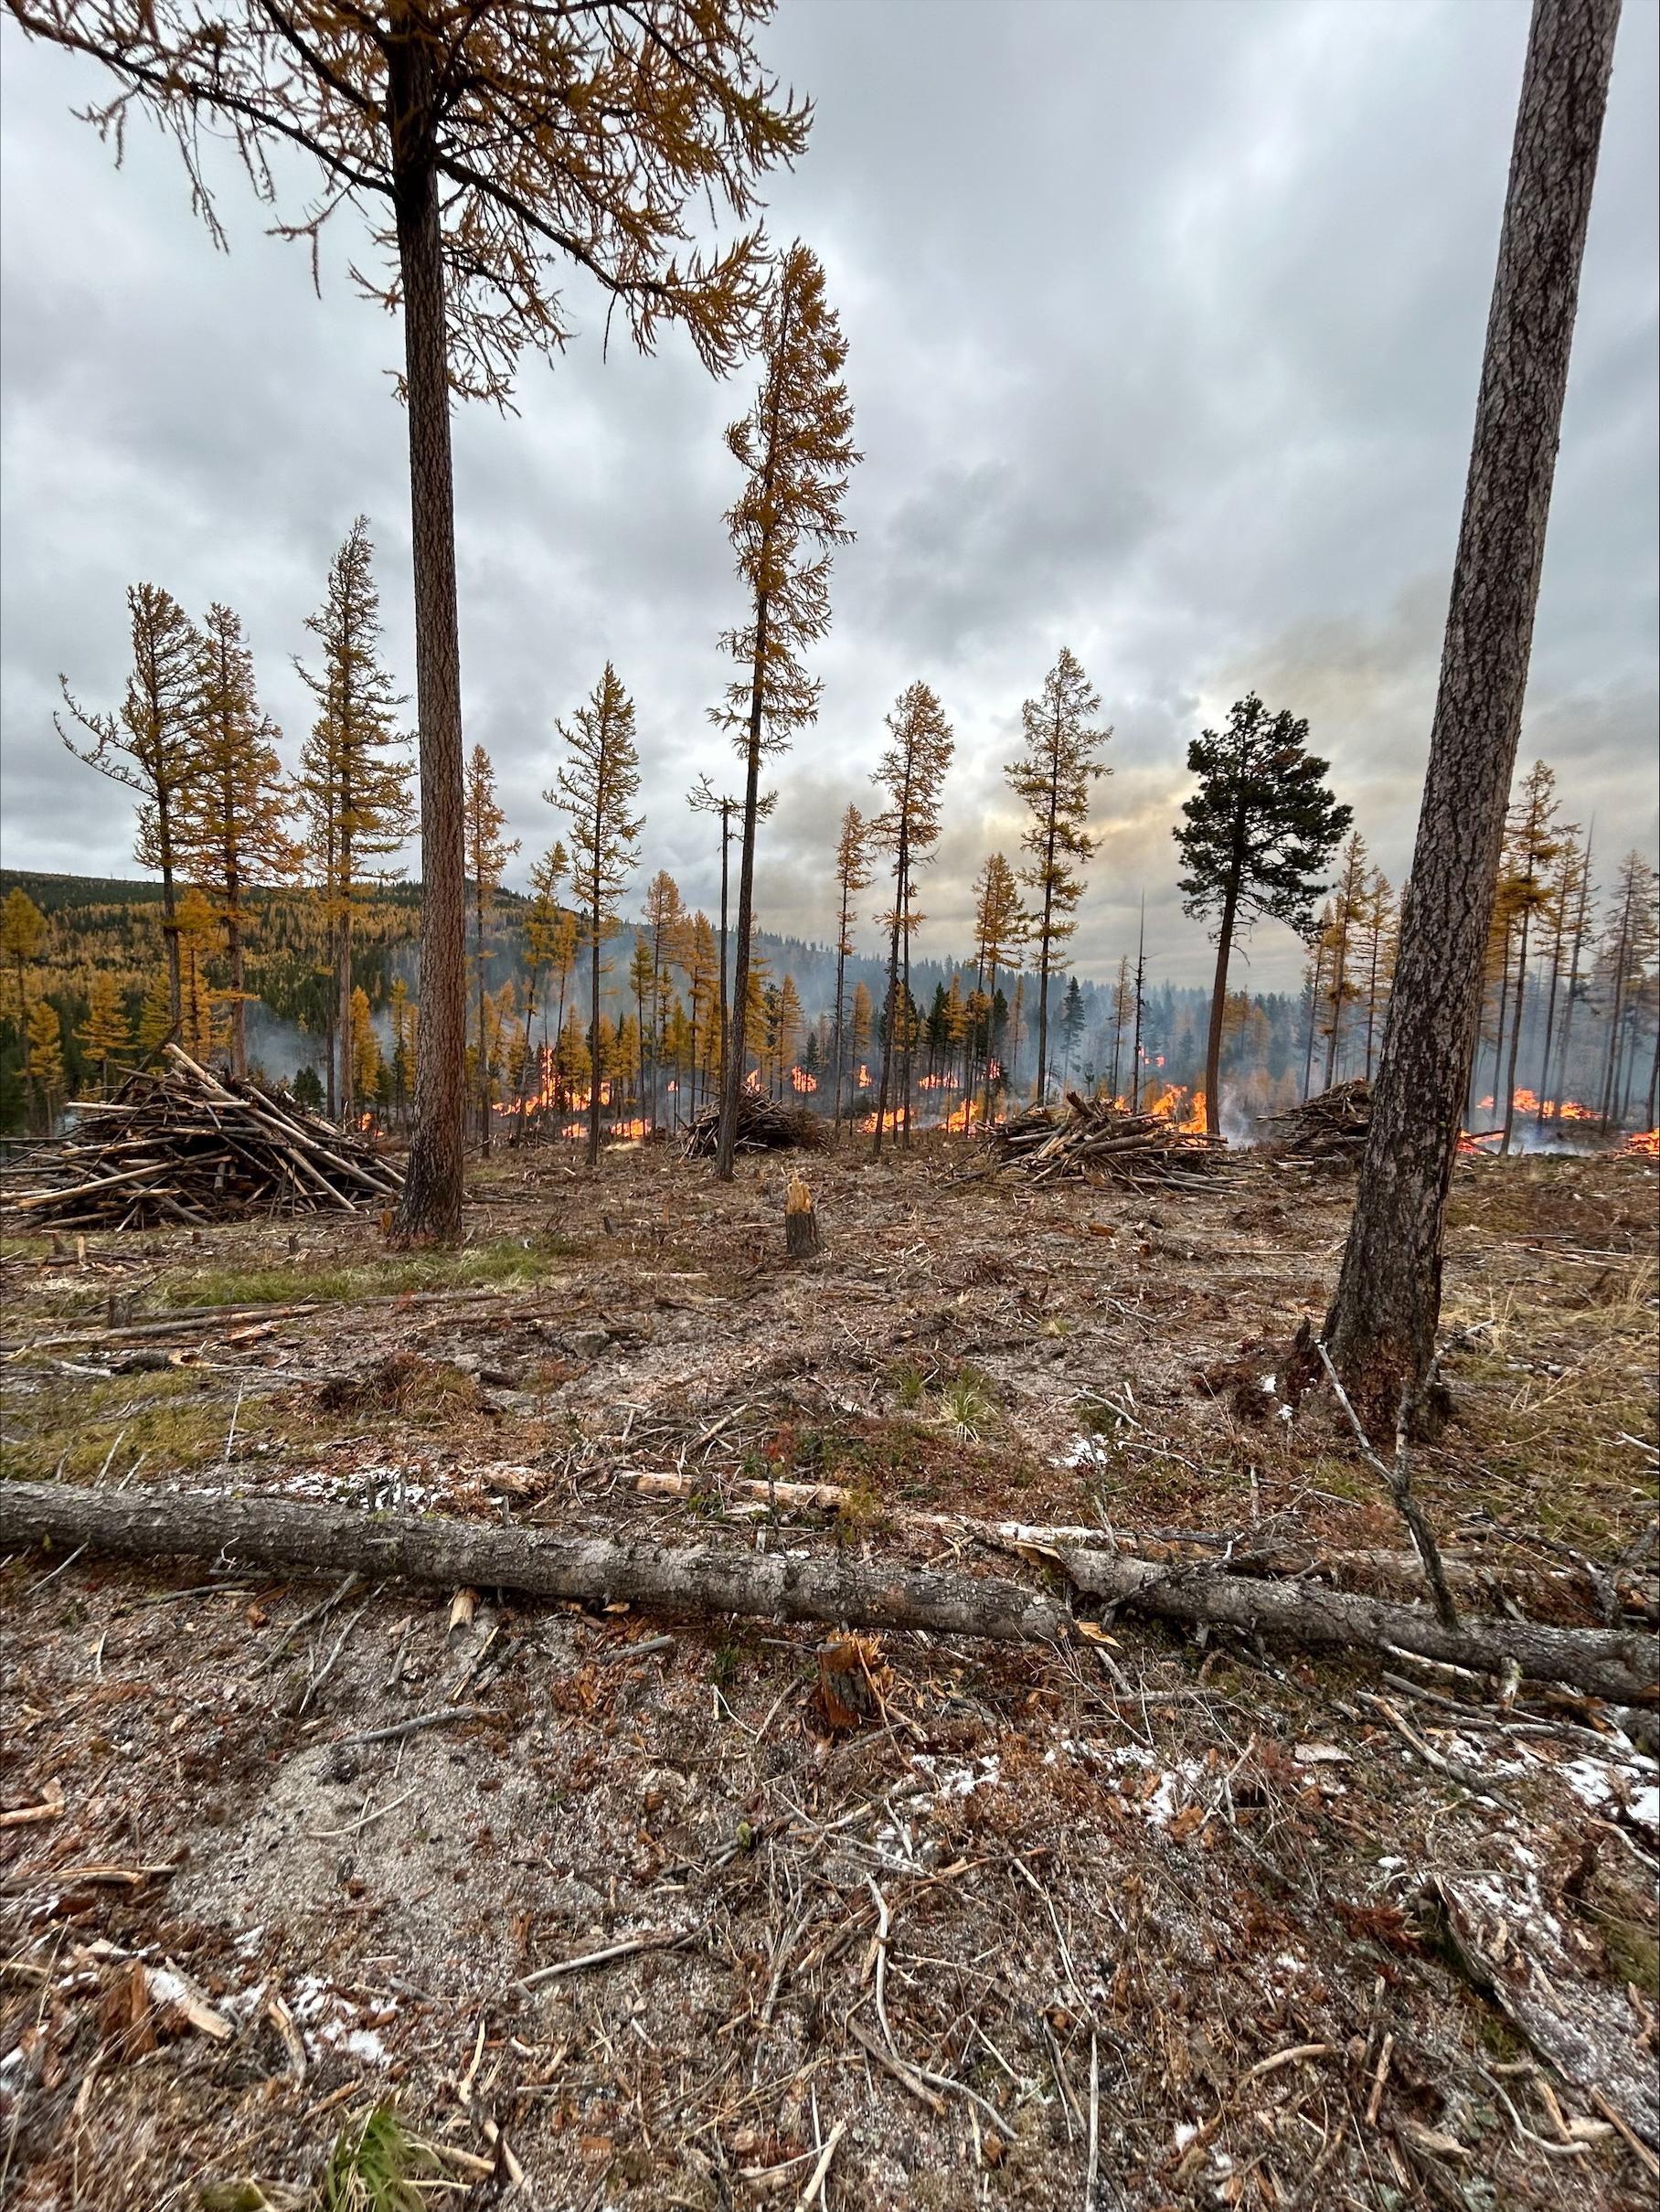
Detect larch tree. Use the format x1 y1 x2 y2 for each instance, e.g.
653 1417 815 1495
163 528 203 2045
1497 759 1563 1149
548 664 643 1169
77 969 132 1096
1172 692 1350 1138
849 981 874 1094
830 804 875 1134
1006 647 1110 1103
870 681 953 1154
710 242 857 1181
1548 821 1597 1120
513 842 568 1136
969 851 1026 1114
1322 833 1372 1090
26 1000 65 1133
176 601 298 1077
643 870 686 1130
296 518 414 1125
174 886 223 1062
1325 0 1622 1430
2 888 48 1031
1534 823 1586 1122
463 744 519 1152
689 775 776 1113
1108 954 1133 1102
59 583 202 1024
1360 868 1397 1080
11 0 812 1245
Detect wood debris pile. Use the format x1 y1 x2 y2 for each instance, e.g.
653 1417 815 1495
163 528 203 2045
0 1045 402 1230
984 1090 1226 1186
1266 1079 1372 1160
682 1091 830 1159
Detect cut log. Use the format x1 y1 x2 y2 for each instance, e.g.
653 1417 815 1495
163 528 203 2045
0 1482 1654 1703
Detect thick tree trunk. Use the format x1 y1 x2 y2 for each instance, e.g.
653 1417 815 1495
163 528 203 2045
1325 0 1621 1430
3 1482 1651 1703
1202 882 1239 1140
388 37 467 1245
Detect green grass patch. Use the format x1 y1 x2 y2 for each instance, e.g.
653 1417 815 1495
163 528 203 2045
162 1235 579 1311
319 2100 447 2211
0 1369 240 1485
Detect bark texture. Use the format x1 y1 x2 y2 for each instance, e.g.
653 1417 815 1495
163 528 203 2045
1325 0 1622 1426
388 28 467 1243
3 1483 1652 1703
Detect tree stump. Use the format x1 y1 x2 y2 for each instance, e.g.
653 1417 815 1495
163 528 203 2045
785 1175 821 1260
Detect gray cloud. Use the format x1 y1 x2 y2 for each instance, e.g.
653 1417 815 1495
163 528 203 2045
2 0 1655 996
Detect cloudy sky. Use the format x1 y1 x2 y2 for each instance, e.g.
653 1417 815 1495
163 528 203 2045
2 0 1655 994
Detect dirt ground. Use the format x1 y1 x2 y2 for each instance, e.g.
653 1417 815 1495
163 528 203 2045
3 1133 1657 2211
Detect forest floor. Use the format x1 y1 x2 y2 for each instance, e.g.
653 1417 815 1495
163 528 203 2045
2 1134 1657 2212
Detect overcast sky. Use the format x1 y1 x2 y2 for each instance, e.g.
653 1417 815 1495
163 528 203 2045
2 0 1655 993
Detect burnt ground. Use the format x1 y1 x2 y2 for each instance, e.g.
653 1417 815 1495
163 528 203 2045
2 1135 1657 2210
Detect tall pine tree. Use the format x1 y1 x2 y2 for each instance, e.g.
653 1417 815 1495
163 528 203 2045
1173 693 1349 1137
1006 648 1110 1101
710 243 857 1180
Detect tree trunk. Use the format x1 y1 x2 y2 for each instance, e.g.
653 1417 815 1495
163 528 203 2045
1325 0 1621 1430
476 887 491 1154
388 34 467 1246
337 898 354 1125
1500 904 1531 1150
587 895 602 1168
1551 824 1593 1120
718 628 767 1185
226 861 246 1080
1300 940 1323 1101
1202 880 1239 1141
3 1481 1652 1704
157 817 181 1030
872 846 904 1159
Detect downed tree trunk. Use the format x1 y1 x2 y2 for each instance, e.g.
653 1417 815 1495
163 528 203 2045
1055 1547 1656 1706
622 1471 1659 1621
1 1483 1653 1703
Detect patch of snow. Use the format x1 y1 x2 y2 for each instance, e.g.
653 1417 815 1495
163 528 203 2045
1377 1856 1406 1873
1628 1784 1659 1835
339 2027 388 2065
1560 1757 1616 1807
233 1924 265 1957
1174 2122 1198 2151
1063 1434 1112 1470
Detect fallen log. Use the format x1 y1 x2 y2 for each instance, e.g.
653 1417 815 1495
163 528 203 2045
1055 1547 1656 1706
1 1482 1655 1703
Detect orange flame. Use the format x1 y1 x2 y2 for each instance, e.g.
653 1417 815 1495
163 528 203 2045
788 1065 818 1093
1623 1127 1659 1158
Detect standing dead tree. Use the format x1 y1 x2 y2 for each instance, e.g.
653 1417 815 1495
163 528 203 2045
8 0 810 1241
1325 0 1623 1430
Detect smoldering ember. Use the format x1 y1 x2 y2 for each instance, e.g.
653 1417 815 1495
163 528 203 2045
1 5 1656 2210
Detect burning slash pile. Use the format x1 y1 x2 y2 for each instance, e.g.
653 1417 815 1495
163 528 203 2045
0 1045 402 1230
681 1090 830 1159
1266 1079 1371 1161
986 1091 1226 1186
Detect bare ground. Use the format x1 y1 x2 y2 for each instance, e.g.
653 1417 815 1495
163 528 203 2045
3 1135 1657 2210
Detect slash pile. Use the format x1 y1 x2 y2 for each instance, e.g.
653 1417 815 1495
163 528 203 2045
0 1045 403 1230
1266 1079 1372 1161
682 1091 829 1159
985 1091 1226 1187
